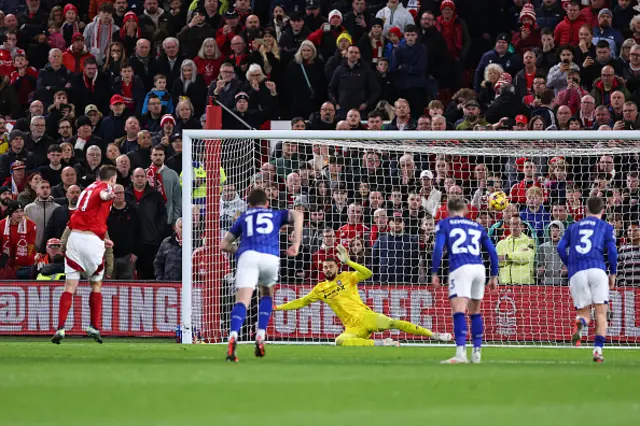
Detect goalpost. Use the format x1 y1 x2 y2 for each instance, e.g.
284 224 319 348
181 130 640 347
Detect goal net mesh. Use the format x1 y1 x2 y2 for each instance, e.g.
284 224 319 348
185 132 640 346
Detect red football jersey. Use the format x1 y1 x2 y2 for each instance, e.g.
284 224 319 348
68 181 113 239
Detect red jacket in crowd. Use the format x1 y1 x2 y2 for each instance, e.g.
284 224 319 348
434 203 478 222
62 47 94 74
510 179 543 205
335 223 369 247
553 15 586 46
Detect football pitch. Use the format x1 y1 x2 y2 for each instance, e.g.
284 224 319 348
1 341 639 426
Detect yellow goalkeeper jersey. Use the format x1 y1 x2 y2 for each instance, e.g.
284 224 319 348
277 264 372 328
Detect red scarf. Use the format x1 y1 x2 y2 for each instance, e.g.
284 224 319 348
436 14 463 60
146 164 167 202
2 217 33 267
92 20 113 56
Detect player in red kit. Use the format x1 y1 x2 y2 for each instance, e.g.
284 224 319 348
52 165 118 344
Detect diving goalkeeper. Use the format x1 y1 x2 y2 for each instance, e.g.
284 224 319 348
275 245 452 346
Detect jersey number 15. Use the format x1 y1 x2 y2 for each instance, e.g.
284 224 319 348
244 212 274 236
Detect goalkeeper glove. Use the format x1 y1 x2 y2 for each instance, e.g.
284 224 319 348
336 244 350 264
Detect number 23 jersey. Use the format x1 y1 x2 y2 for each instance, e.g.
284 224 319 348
229 208 289 258
434 218 492 274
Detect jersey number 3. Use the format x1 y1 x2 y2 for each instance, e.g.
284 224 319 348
245 212 274 237
450 229 482 255
575 229 594 254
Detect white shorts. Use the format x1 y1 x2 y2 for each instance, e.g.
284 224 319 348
569 268 609 309
65 231 106 282
235 251 280 290
448 264 486 300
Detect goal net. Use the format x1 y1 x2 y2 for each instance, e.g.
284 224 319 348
181 130 640 347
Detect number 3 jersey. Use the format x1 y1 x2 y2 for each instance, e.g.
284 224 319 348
557 218 618 278
432 217 499 277
229 208 289 258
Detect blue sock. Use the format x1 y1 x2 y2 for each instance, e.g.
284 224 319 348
258 296 273 331
453 312 467 347
579 317 588 328
229 303 247 337
470 313 484 349
595 335 605 348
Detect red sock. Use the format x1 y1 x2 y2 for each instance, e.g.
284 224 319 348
57 291 73 330
89 292 102 330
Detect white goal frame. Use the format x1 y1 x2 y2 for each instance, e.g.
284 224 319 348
181 130 640 346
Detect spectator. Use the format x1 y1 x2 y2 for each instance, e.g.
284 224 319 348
9 53 38 110
35 48 71 109
554 0 585 46
520 186 551 239
485 83 530 124
575 25 596 70
112 61 146 117
62 33 95 75
474 33 522 93
477 63 504 106
171 59 207 118
72 115 104 160
125 167 167 279
177 9 215 60
537 220 567 285
107 183 141 280
456 100 489 130
70 57 111 116
496 215 536 285
127 129 153 170
0 130 35 181
510 158 543 205
591 65 632 107
581 0 610 28
75 145 103 188
418 170 442 217
335 202 369 247
24 179 59 252
279 11 310 64
536 0 564 31
44 183 79 242
372 211 419 283
82 3 119 66
358 17 385 66
512 4 542 56
301 204 325 256
329 45 380 118
216 10 244 56
142 74 173 115
138 0 172 50
434 184 479 222
118 12 141 58
618 222 640 286
556 70 588 114
25 115 55 167
375 0 414 37
547 44 580 94
208 61 242 110
129 39 157 91
33 237 63 279
37 144 63 187
147 145 181 226
154 217 183 281
582 41 624 91
383 98 416 130
307 9 346 61
194 37 224 87
592 8 624 58
391 25 428 116
0 200 36 279
514 51 539 100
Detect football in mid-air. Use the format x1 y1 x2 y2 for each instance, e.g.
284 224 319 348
488 191 510 211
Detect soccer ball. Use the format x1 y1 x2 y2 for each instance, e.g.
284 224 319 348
488 191 509 211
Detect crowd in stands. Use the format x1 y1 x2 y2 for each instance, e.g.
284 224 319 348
0 0 638 285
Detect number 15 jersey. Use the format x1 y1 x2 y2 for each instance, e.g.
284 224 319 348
557 218 617 278
229 208 289 258
432 217 499 277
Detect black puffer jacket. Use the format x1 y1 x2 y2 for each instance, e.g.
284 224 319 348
125 184 167 247
154 234 182 281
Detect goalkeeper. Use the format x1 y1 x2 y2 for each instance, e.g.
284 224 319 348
275 245 452 346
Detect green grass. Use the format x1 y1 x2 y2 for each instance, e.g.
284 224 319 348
1 341 639 426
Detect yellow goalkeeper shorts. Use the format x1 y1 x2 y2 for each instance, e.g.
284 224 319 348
343 311 395 338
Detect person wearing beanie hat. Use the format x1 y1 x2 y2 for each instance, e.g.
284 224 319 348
592 8 624 58
343 0 374 42
307 7 347 61
375 0 415 37
441 0 455 12
62 4 81 47
474 31 522 92
512 3 541 55
336 32 353 47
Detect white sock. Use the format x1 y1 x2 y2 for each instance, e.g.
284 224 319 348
473 347 481 354
594 346 603 355
229 331 238 340
256 329 266 340
456 346 467 358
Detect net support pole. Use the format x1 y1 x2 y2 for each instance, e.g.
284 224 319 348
181 132 194 345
